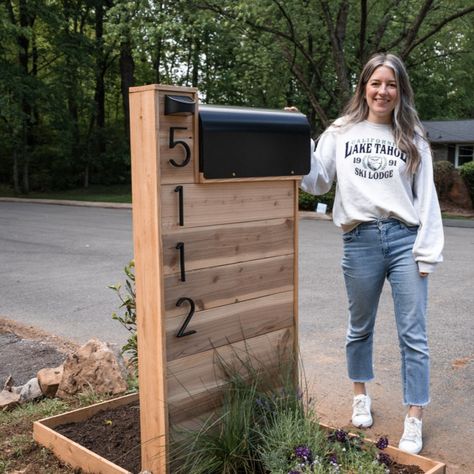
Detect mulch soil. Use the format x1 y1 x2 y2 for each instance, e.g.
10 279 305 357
55 402 141 473
54 402 423 474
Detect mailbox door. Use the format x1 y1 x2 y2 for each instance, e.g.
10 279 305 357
199 105 311 179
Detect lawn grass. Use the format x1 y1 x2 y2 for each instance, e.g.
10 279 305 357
441 212 474 220
0 184 132 203
0 398 78 474
0 392 118 474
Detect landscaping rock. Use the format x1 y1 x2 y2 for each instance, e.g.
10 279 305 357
0 389 20 410
19 377 43 402
37 366 64 398
56 339 128 398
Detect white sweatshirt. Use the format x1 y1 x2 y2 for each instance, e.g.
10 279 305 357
301 119 444 273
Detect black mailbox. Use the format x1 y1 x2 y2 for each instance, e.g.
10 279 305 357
199 105 311 179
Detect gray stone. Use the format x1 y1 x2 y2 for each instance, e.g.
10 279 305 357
19 377 43 402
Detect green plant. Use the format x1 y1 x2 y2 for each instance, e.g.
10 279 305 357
459 161 474 206
0 398 69 425
110 260 137 369
299 185 336 212
76 387 108 407
169 352 394 474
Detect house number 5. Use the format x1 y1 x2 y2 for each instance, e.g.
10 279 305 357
169 127 191 167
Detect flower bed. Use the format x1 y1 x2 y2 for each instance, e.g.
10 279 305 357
33 390 445 474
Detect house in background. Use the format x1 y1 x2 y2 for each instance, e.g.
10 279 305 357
422 119 474 167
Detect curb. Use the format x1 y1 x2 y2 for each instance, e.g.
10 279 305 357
2 197 474 227
0 197 132 210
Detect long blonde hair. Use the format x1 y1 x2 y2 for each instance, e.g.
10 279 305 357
342 53 425 174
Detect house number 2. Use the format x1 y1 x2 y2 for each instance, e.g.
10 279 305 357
176 297 196 338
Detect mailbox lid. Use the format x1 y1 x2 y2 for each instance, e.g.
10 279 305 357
199 105 311 179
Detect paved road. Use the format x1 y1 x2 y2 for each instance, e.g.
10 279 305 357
0 202 133 345
1 201 473 471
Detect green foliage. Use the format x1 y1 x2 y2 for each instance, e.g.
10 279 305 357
0 398 69 426
433 160 455 201
110 260 137 370
1 1 473 192
170 355 391 474
459 161 474 205
299 185 336 212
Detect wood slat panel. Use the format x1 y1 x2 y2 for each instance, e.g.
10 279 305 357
167 328 293 424
164 254 293 316
166 291 294 361
160 181 294 230
162 218 293 274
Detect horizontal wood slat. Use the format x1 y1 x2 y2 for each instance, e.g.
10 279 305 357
166 291 294 361
164 254 293 316
167 328 293 423
160 181 294 230
162 218 294 274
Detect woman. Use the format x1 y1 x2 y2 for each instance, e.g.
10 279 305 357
300 53 444 454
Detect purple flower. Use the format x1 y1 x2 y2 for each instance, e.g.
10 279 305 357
288 471 301 474
335 429 348 443
377 452 392 466
328 453 338 465
294 444 312 460
376 436 389 450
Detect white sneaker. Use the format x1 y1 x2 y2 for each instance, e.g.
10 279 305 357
351 394 373 428
398 416 423 454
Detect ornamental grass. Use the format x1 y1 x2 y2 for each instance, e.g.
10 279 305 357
169 353 394 474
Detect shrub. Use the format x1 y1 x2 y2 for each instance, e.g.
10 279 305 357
433 160 455 201
299 184 336 213
459 161 474 205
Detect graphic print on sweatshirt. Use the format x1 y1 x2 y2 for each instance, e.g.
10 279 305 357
344 137 407 180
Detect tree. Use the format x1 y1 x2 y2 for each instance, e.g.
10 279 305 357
194 0 474 131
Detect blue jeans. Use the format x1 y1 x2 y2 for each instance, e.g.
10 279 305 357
341 219 429 406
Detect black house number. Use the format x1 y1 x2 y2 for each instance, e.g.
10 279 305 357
169 127 191 167
176 297 196 338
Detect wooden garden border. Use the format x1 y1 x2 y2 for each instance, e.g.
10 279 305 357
33 394 446 474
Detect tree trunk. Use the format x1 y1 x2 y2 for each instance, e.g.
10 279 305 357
191 37 200 87
18 0 33 193
119 38 135 136
93 0 106 159
13 150 20 194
